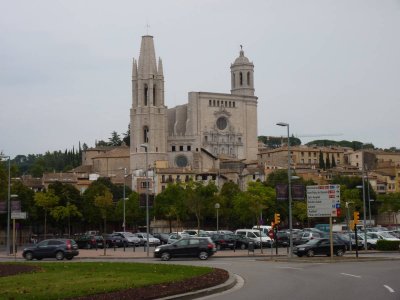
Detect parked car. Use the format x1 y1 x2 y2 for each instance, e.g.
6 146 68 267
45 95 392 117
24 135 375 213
352 233 378 249
235 229 273 248
332 233 361 250
182 229 207 236
293 238 346 257
22 239 79 261
167 232 190 244
133 232 160 246
293 231 323 246
232 234 255 250
276 231 289 247
103 234 125 248
153 233 170 245
75 235 104 249
366 231 400 241
210 233 237 250
154 237 216 261
113 232 141 246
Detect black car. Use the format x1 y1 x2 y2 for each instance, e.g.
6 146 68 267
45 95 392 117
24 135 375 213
293 238 346 257
103 234 125 248
75 235 104 249
153 233 170 245
154 237 216 261
211 233 237 250
22 239 79 261
275 231 289 247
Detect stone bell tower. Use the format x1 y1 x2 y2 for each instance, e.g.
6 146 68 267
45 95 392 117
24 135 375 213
130 35 168 171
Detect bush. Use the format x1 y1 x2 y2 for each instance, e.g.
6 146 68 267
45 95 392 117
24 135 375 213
376 240 400 251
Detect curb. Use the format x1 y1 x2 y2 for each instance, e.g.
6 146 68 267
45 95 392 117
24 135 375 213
158 272 238 300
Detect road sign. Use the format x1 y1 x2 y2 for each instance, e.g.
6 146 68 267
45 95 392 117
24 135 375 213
11 212 27 219
306 185 340 217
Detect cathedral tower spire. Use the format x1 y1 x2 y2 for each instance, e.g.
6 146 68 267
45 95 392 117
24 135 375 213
230 46 255 96
130 35 168 171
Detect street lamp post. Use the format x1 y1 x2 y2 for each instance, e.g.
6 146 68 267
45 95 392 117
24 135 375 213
123 167 127 232
366 173 372 227
140 144 150 257
0 155 11 255
276 122 293 258
215 203 220 233
345 201 354 251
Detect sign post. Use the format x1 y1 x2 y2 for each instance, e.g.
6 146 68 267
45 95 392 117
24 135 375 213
307 185 341 259
11 212 27 258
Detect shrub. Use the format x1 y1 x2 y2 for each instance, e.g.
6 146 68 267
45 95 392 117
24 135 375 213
376 240 400 251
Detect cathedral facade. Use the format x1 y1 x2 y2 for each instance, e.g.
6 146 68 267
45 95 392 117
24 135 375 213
130 35 259 177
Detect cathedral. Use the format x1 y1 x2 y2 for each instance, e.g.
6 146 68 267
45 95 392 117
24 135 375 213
130 35 259 183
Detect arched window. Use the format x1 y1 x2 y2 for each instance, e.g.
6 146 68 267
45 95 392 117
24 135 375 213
153 85 156 106
240 72 243 86
247 72 250 86
143 126 149 143
144 84 148 106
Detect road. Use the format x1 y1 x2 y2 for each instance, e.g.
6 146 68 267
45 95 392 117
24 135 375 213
186 258 399 300
1 249 399 300
131 257 399 300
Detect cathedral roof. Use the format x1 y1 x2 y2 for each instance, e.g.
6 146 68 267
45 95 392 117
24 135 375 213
233 48 251 65
138 35 158 76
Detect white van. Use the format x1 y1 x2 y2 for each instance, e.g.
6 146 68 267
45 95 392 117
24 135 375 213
235 229 273 247
252 226 272 236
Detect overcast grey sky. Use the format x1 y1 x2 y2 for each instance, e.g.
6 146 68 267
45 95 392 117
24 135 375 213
1 0 399 158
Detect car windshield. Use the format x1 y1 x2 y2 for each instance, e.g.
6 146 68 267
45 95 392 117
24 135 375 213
253 231 267 237
305 239 321 245
379 232 395 238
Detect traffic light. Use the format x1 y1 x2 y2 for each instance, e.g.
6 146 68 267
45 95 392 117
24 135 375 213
274 213 281 225
353 211 360 225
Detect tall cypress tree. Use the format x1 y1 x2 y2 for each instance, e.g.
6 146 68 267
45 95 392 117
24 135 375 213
331 154 336 167
325 154 331 169
319 151 325 170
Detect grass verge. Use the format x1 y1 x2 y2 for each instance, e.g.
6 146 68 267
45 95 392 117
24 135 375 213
0 262 212 299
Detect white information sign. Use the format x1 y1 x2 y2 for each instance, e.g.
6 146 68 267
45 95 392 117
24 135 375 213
11 212 27 219
306 185 340 217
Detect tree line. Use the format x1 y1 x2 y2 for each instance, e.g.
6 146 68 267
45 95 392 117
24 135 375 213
1 162 398 236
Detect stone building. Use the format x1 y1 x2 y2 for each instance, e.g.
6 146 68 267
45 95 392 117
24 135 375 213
130 36 259 191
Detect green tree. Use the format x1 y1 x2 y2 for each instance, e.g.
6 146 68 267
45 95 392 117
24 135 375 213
325 154 331 169
331 154 336 167
34 190 59 238
185 181 218 232
293 201 308 226
319 151 325 170
378 193 400 226
233 181 275 228
109 131 122 146
50 202 82 236
218 182 241 228
154 183 187 232
94 189 114 233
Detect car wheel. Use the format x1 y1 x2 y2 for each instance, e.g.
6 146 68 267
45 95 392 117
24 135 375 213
240 243 246 250
66 256 73 260
307 249 314 257
367 243 372 250
297 254 303 257
25 251 33 261
161 252 171 261
336 249 344 257
86 243 91 249
36 257 42 260
199 251 209 260
55 251 65 260
216 244 221 251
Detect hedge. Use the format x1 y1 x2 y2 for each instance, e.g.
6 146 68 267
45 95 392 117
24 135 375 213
376 240 400 251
